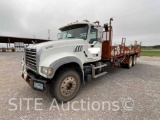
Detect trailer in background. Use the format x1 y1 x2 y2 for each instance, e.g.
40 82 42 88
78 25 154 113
14 42 25 52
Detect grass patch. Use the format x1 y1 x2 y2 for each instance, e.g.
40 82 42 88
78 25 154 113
141 51 160 56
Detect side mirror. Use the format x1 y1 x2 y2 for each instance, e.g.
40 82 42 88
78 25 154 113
97 27 103 42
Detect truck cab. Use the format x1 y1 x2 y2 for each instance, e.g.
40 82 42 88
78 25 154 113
58 21 104 62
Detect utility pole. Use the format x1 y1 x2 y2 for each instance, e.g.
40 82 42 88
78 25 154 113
48 29 50 40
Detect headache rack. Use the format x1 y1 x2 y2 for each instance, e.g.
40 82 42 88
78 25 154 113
25 48 37 71
102 18 142 60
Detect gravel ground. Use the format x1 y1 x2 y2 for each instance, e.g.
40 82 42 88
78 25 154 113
0 52 160 120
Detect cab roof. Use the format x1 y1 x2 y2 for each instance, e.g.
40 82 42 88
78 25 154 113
59 21 101 30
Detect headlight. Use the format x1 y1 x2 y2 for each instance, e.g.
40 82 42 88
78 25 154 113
41 66 53 76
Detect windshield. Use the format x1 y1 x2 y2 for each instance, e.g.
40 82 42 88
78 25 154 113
59 24 88 40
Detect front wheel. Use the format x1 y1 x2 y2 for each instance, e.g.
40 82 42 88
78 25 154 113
50 69 81 103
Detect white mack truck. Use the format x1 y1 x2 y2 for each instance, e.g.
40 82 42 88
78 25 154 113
21 18 141 102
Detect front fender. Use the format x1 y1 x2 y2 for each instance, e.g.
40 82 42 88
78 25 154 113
48 56 83 79
39 52 83 79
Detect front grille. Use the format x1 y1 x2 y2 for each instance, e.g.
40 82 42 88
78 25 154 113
25 48 37 71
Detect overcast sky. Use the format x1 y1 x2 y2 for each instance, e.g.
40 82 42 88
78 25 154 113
0 0 160 46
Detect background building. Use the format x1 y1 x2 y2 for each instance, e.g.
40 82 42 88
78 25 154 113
0 36 51 52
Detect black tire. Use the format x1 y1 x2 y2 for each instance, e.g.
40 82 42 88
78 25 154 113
132 55 137 66
127 56 132 69
50 69 81 103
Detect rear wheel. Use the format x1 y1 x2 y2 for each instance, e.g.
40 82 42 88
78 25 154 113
127 56 132 69
132 55 137 66
50 69 81 103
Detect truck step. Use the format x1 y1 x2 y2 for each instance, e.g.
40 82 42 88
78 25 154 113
93 64 107 69
92 64 107 78
93 71 107 78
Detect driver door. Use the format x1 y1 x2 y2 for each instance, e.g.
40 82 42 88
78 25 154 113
86 27 102 62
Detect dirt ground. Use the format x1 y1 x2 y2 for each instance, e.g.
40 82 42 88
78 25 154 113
0 53 160 120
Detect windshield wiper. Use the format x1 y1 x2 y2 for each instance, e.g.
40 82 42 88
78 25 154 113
66 37 75 38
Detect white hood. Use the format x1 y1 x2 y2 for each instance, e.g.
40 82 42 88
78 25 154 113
27 39 84 49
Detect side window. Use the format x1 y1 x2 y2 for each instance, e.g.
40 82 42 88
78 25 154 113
89 28 97 44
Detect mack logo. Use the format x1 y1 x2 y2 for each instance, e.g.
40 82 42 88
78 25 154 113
74 46 83 52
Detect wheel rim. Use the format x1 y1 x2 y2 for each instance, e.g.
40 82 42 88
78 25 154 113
61 77 76 96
